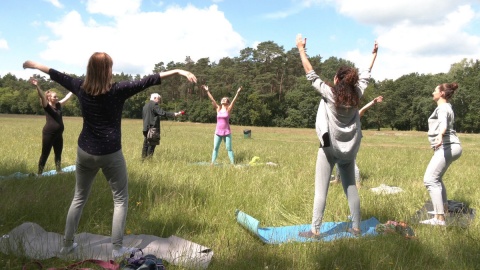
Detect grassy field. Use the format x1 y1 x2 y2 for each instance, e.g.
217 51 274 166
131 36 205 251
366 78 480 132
0 114 479 269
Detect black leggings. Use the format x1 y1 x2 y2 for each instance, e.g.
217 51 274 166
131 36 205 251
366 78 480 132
39 132 63 169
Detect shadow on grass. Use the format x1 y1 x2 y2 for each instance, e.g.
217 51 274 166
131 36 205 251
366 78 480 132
0 159 32 176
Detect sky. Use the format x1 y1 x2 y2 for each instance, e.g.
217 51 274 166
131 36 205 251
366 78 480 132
1 0 480 81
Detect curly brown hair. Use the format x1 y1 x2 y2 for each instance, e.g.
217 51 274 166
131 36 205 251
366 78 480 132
332 66 359 108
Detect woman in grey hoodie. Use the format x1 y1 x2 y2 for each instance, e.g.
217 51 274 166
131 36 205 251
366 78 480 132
296 34 378 238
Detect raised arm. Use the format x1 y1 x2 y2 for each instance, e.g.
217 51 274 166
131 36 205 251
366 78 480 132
368 41 379 71
359 96 383 117
296 34 313 74
202 85 219 109
30 78 48 107
23 61 51 74
59 92 74 105
227 86 242 112
159 69 197 83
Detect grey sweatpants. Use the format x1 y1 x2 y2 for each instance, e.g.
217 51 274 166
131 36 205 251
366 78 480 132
335 161 360 183
423 143 462 215
63 147 129 249
311 147 361 232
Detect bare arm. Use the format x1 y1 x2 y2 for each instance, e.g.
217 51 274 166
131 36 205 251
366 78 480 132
23 61 51 74
30 78 48 107
227 86 242 112
59 92 74 105
159 69 197 83
359 96 383 117
368 41 378 71
202 85 219 110
296 34 313 74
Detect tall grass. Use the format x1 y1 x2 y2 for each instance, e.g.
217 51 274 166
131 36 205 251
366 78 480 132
0 114 479 269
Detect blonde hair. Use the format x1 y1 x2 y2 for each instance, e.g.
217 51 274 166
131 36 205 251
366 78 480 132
45 90 55 102
82 52 113 95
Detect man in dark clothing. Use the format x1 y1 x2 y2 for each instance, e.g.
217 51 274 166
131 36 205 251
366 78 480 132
142 93 180 159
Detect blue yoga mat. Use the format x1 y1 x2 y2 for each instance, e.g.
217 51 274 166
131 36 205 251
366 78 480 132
235 209 380 244
41 165 76 176
0 165 76 180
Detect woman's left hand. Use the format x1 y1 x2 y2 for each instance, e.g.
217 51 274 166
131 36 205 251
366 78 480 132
23 60 37 69
179 70 197 83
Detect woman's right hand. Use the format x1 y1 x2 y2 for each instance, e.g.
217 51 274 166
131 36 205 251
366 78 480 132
202 85 209 91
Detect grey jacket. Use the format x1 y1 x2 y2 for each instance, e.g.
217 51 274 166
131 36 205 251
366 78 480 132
307 69 371 160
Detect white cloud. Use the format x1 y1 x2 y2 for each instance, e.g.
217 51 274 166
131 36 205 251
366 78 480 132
334 0 473 25
332 2 480 80
39 4 245 76
44 0 63 8
0 39 8 50
86 0 141 17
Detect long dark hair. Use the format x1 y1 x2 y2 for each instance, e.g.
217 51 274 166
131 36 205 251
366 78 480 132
82 52 113 96
332 66 359 108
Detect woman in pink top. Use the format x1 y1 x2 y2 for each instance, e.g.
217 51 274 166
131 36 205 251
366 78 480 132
202 85 242 164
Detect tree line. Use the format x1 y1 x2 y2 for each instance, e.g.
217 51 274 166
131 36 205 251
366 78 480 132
1 41 479 132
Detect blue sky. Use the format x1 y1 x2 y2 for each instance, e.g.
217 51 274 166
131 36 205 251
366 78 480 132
1 0 479 81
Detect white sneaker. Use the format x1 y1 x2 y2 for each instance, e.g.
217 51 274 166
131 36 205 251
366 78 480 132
59 242 78 255
112 246 140 259
420 218 446 226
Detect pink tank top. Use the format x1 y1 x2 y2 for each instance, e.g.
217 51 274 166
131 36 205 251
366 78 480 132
215 110 231 136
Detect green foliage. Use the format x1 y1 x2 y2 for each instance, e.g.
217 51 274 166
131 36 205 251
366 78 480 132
2 45 480 132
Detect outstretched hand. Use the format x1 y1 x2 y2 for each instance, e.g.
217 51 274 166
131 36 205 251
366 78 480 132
237 86 242 93
372 41 378 54
23 60 36 69
29 78 38 86
368 40 379 71
373 96 383 103
202 85 209 91
296 34 306 49
179 70 197 83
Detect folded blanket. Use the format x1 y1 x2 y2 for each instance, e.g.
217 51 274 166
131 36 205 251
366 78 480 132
0 222 213 269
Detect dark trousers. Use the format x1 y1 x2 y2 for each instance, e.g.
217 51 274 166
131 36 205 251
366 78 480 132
39 132 63 173
142 131 158 159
